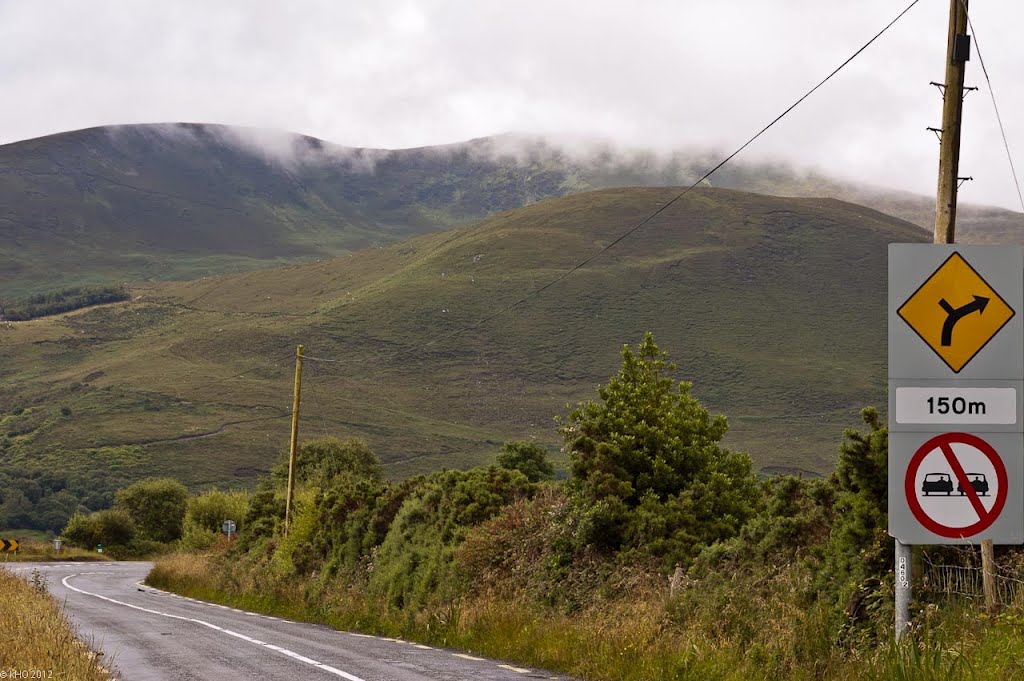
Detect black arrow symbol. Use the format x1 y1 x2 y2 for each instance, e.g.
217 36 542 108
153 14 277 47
939 295 990 346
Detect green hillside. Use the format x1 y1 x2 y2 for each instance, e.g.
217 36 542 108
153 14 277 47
1 123 1014 303
0 187 926 500
0 125 580 299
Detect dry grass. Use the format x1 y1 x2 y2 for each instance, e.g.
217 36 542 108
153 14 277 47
0 567 115 679
151 548 867 681
1 540 110 563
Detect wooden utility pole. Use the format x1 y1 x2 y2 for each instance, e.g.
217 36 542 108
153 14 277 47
284 344 304 533
927 0 998 617
898 0 979 640
933 0 970 244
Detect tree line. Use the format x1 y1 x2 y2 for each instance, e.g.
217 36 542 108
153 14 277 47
0 285 130 321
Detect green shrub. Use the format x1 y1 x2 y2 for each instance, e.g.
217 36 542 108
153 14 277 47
272 437 383 489
559 332 758 568
496 441 554 482
368 466 534 608
181 489 249 550
62 509 136 549
115 477 189 543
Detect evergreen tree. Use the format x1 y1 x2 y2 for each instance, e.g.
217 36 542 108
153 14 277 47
559 332 757 568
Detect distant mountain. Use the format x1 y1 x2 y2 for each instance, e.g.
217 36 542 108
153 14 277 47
0 124 581 298
0 187 926 491
2 123 1019 299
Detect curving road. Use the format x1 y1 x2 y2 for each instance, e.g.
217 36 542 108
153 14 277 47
5 562 566 681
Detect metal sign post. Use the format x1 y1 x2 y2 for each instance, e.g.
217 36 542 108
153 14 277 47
895 539 911 638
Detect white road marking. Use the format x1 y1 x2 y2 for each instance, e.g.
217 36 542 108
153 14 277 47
61 574 365 681
498 664 532 673
453 653 485 661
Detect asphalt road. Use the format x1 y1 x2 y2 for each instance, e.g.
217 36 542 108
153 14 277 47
5 562 567 681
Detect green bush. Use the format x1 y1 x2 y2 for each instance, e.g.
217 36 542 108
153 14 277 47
559 332 758 568
181 489 249 550
115 477 189 543
272 437 383 489
368 466 534 608
62 509 136 549
496 441 554 482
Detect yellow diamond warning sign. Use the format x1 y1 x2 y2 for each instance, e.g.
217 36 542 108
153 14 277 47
898 252 1016 373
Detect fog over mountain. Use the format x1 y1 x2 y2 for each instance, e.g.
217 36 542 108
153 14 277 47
2 0 1023 210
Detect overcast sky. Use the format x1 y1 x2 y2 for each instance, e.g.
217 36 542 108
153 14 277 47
2 0 1022 210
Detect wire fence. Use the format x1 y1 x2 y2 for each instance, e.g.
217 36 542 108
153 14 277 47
920 546 1024 607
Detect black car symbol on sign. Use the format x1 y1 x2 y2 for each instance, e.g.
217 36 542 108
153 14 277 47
922 473 954 496
958 473 989 497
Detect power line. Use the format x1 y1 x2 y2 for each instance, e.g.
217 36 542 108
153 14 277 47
384 0 926 356
963 5 1024 213
198 0 926 377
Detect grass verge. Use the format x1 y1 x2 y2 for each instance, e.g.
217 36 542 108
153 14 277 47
148 551 868 680
1 540 111 563
0 567 114 678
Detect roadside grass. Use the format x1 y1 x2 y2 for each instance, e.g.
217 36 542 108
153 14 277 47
146 549 1017 681
0 567 114 678
0 539 109 562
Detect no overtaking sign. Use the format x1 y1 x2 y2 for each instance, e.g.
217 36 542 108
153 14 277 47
905 432 1007 539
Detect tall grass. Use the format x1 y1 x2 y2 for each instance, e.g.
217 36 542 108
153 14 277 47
151 545 1024 680
150 549 877 680
0 567 114 679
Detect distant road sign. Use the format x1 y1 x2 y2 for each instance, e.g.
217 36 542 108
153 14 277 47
0 538 18 552
897 252 1015 373
905 432 1007 539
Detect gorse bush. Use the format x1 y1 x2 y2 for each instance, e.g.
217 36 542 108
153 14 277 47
496 441 554 482
366 466 535 608
272 437 383 488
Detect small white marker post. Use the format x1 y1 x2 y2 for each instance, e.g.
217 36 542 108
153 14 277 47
895 539 911 640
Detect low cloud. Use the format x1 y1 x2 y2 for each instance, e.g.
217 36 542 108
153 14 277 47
8 0 1015 209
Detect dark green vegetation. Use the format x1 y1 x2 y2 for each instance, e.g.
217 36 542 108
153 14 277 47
0 186 927 528
147 337 1004 680
0 286 129 321
61 477 188 557
2 123 1018 300
0 464 130 533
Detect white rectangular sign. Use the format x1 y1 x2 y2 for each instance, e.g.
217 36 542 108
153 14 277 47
894 387 1017 425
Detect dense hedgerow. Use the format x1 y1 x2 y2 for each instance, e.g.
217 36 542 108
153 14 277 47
144 333 916 680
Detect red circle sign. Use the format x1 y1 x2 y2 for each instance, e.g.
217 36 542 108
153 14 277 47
905 432 1008 538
